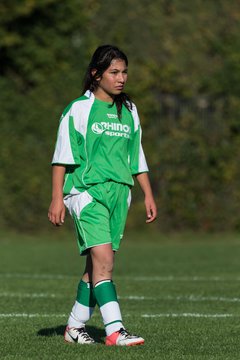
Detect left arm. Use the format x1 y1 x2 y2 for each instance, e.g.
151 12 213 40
135 172 157 223
130 104 157 223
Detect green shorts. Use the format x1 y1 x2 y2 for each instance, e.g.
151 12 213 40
64 182 131 255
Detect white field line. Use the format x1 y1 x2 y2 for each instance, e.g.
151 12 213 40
0 292 154 300
0 312 238 319
0 292 152 300
0 273 74 280
1 292 240 303
1 273 240 282
160 295 240 303
124 295 240 303
128 276 240 282
119 296 154 300
141 313 236 318
0 292 57 298
0 313 68 318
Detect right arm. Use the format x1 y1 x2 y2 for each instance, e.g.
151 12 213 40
48 165 66 226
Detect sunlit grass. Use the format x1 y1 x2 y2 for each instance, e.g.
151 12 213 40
1 230 240 359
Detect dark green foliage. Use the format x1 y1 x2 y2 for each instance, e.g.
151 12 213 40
1 0 240 231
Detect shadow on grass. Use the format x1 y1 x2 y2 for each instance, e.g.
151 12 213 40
37 325 105 343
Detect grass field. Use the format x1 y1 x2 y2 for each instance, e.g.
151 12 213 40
1 229 240 359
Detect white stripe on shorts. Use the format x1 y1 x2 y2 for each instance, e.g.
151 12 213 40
64 191 93 218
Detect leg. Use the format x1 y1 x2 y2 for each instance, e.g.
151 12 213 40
90 243 144 346
90 244 123 334
90 243 114 286
64 254 96 344
64 189 111 344
82 253 93 283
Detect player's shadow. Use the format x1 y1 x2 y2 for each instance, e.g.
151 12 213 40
37 325 105 344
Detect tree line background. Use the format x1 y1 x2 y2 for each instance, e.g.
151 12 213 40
1 0 240 232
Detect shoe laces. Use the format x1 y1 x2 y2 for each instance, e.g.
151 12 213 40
76 327 93 341
118 328 135 338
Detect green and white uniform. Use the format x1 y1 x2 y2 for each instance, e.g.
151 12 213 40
52 90 148 254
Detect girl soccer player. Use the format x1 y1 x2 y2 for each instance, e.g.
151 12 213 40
48 45 157 346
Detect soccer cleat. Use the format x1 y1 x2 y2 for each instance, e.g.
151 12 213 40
64 326 95 344
105 328 144 346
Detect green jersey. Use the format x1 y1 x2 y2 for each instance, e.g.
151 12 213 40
52 91 148 195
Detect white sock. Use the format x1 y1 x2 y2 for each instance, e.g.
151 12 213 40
68 300 94 328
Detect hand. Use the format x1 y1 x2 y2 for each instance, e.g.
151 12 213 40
145 195 157 223
48 198 66 226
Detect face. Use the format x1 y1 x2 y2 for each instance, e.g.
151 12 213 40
94 59 128 101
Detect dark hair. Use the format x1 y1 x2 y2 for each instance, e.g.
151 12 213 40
82 45 132 118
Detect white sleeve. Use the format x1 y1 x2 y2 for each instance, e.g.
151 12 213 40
130 104 149 175
52 107 80 165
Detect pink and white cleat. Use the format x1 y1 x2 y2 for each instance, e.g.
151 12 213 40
105 328 144 346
